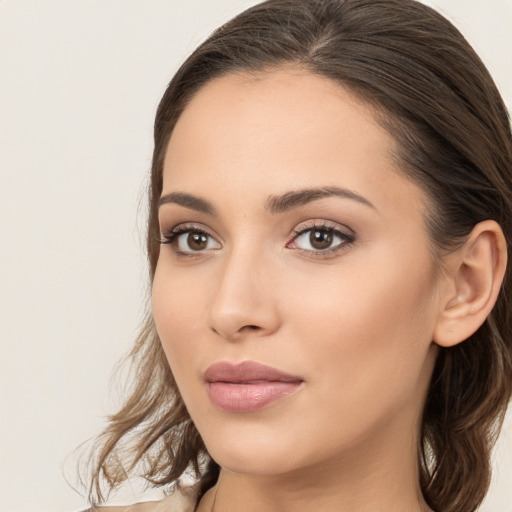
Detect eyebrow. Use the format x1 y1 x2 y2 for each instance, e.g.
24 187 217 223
158 186 375 215
265 186 376 213
159 192 217 215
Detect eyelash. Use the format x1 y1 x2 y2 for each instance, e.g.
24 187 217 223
159 223 216 258
159 221 356 259
288 221 356 257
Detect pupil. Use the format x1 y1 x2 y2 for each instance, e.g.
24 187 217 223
188 232 208 250
310 230 332 249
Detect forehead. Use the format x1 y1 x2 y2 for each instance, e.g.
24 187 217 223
162 68 427 221
166 68 388 173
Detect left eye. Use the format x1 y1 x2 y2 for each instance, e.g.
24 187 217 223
161 228 221 253
290 226 353 252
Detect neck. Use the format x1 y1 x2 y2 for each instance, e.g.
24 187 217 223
197 417 433 512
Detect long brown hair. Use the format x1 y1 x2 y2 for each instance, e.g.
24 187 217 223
86 1 512 511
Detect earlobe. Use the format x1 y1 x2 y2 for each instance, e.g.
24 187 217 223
434 220 507 348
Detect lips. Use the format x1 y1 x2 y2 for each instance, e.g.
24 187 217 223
205 361 303 384
204 361 304 413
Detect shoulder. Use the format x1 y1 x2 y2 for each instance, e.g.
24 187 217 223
83 505 160 512
84 504 171 512
82 502 190 512
82 488 197 512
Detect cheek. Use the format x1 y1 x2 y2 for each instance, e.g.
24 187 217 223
281 250 438 406
151 262 208 382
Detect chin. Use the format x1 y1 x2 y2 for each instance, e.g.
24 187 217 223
209 445 299 476
197 419 306 475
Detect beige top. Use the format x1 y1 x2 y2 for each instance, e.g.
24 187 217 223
82 486 197 512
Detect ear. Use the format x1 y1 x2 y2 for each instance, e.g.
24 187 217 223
434 220 507 348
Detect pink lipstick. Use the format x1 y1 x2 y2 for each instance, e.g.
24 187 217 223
204 361 303 413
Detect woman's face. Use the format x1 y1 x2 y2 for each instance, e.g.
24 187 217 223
152 69 445 476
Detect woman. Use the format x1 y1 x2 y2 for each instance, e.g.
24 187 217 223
84 1 512 511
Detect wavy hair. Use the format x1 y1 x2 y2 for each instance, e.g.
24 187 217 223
85 1 512 511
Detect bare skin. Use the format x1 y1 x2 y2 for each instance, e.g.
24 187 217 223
149 68 506 512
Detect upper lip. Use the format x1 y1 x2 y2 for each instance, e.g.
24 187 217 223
204 361 303 384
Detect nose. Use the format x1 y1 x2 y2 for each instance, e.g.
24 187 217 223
206 247 281 341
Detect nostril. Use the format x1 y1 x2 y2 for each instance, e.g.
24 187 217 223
239 324 261 333
209 324 260 338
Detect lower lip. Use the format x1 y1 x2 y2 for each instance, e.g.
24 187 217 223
207 381 302 413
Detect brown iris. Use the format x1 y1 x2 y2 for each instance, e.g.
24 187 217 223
310 229 333 249
188 232 209 250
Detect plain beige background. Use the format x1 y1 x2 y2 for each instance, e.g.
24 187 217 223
0 1 511 511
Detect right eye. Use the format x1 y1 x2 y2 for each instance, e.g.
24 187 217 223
160 225 221 256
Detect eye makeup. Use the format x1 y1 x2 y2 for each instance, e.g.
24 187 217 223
287 220 356 258
159 223 220 258
159 218 356 260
